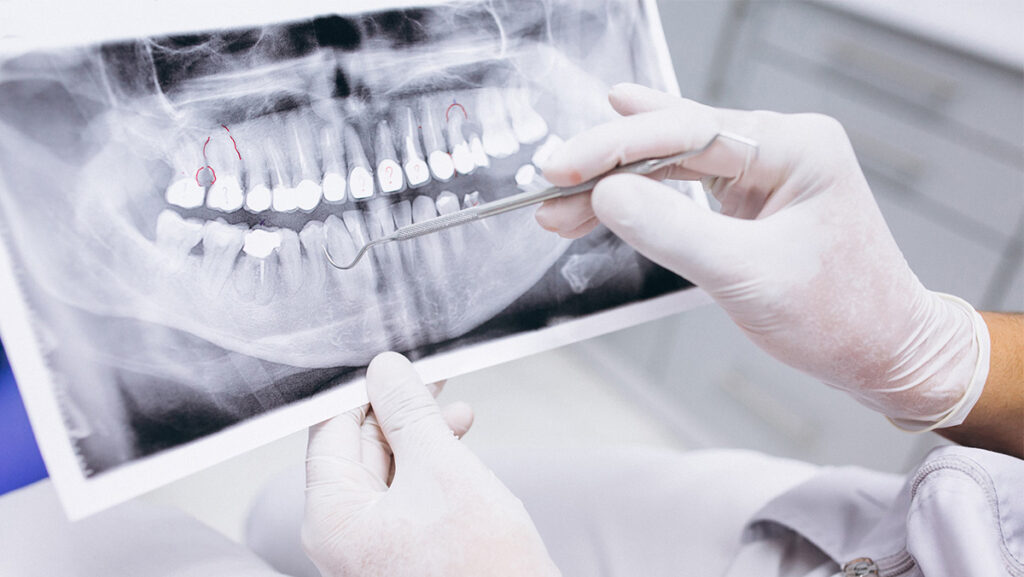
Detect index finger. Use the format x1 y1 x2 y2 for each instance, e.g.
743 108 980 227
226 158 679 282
540 93 753 188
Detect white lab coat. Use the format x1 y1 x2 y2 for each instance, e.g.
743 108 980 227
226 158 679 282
726 446 1024 577
1 446 1020 576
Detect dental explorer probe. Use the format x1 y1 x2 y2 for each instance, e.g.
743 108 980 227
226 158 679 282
324 131 758 271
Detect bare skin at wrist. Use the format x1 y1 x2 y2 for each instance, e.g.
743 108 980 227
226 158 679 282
938 312 1024 459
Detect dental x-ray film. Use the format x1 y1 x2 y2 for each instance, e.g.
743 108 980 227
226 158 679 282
0 0 704 517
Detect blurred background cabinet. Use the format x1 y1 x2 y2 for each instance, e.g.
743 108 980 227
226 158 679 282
585 0 1024 473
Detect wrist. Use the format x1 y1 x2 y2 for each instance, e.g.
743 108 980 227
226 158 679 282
884 293 990 431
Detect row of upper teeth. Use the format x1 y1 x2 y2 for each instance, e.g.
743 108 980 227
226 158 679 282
164 87 554 214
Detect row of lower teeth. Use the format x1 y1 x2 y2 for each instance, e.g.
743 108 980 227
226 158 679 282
156 191 487 302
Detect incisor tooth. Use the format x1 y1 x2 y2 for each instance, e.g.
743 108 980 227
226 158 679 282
375 121 405 195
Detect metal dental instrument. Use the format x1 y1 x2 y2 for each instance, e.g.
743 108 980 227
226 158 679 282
324 131 759 270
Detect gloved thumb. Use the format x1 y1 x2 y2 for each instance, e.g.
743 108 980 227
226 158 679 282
365 352 452 457
592 173 749 285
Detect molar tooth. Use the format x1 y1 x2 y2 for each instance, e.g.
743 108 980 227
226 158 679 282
375 121 405 195
479 88 519 158
320 125 347 204
166 139 207 208
155 209 203 270
299 221 327 292
206 175 245 213
243 229 282 259
200 219 245 297
400 107 430 188
506 88 549 144
344 123 375 200
205 131 245 212
235 229 281 305
246 184 273 213
446 109 476 176
165 178 206 210
277 228 303 296
420 100 455 182
233 252 278 305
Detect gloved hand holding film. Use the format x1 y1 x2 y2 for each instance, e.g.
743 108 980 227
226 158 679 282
302 352 560 577
536 83 989 431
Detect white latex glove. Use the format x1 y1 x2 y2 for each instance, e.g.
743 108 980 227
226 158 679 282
536 83 989 429
302 352 561 577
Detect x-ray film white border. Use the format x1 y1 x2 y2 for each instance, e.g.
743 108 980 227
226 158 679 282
0 198 98 515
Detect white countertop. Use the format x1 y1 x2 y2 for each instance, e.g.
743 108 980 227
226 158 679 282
817 0 1024 69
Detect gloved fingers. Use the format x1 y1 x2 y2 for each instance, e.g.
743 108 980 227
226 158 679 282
366 352 452 457
306 404 375 489
535 191 595 234
534 166 704 237
562 216 601 239
442 401 475 439
540 99 725 188
608 82 688 115
591 173 749 283
359 411 392 481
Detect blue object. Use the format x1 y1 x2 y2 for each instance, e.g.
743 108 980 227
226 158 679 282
0 340 49 495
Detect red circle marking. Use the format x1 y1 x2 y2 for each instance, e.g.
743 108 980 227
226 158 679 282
196 166 216 187
446 102 468 123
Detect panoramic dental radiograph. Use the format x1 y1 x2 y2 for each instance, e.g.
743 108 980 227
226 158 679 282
0 0 689 486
